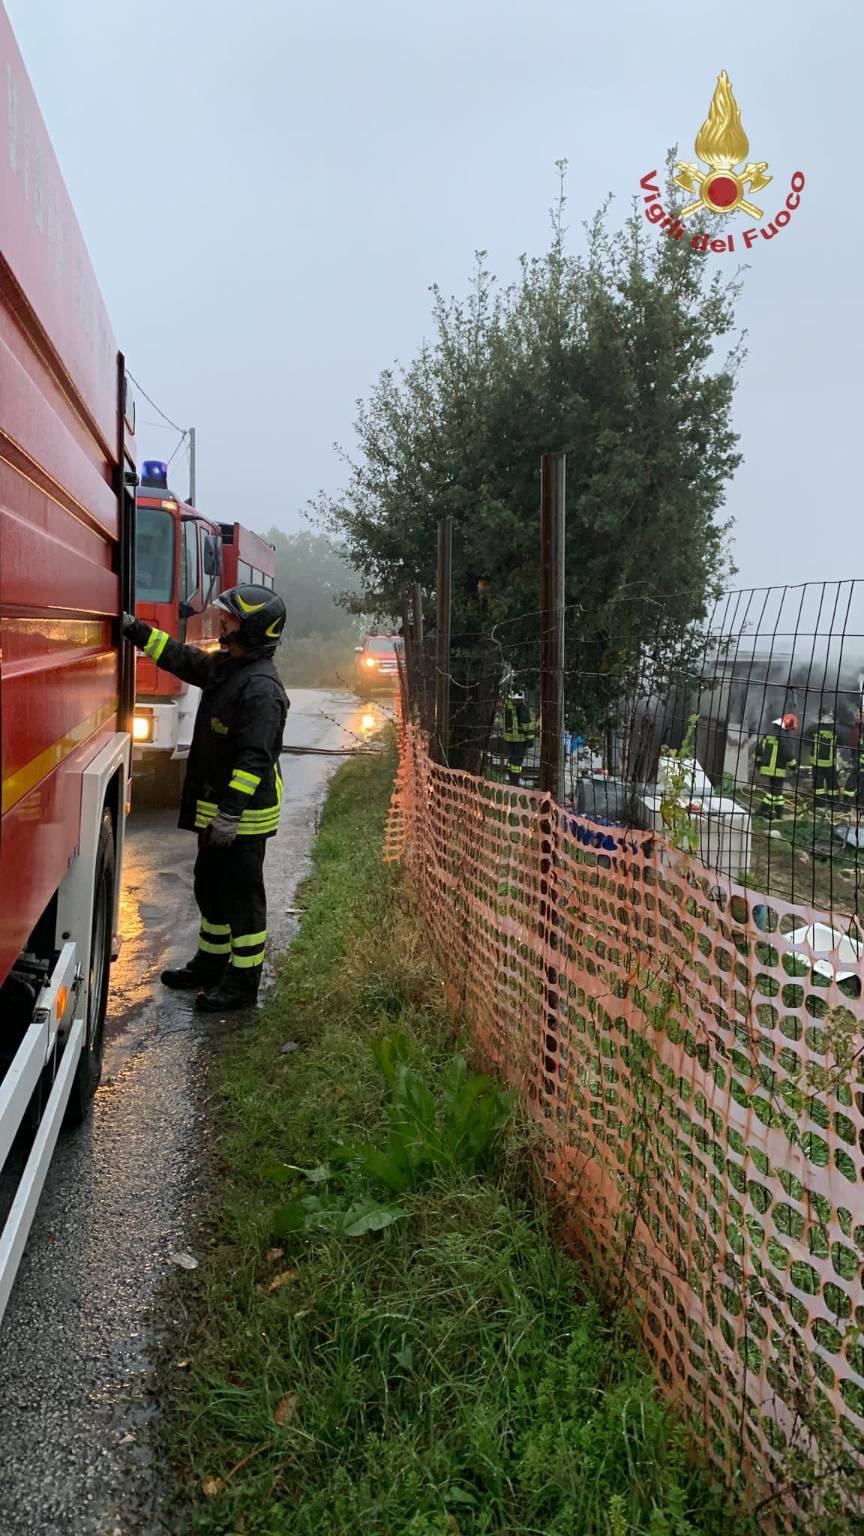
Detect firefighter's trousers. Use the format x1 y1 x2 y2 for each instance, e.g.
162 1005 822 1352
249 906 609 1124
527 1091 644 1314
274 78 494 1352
193 835 268 993
813 765 838 802
506 739 528 786
756 772 786 818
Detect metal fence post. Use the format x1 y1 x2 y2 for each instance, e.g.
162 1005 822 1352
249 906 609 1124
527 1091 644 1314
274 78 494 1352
538 454 565 1107
411 582 425 650
400 594 414 715
540 453 566 801
434 519 452 764
411 582 428 733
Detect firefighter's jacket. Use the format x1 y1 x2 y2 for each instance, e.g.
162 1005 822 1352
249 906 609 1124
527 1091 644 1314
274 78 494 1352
503 698 536 743
809 727 839 770
128 621 288 837
755 730 797 780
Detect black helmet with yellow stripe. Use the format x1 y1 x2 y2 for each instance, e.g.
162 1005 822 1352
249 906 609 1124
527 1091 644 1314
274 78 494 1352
215 584 286 653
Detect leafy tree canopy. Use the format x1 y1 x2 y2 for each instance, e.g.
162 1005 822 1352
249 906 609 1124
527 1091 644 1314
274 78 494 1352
315 164 744 722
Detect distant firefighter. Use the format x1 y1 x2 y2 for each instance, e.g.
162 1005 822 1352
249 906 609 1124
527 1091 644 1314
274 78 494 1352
808 708 848 807
754 714 799 820
500 689 537 787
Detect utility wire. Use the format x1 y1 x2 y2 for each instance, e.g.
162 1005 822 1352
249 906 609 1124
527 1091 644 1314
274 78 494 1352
126 369 185 433
167 430 188 467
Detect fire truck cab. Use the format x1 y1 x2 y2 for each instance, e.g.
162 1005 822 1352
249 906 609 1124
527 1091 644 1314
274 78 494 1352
132 461 222 795
132 473 276 800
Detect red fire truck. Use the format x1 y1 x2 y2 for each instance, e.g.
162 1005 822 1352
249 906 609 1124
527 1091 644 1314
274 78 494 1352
131 473 275 796
219 522 277 594
0 4 136 1320
132 462 222 796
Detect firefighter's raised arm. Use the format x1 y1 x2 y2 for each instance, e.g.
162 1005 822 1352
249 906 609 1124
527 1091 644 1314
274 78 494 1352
121 613 216 690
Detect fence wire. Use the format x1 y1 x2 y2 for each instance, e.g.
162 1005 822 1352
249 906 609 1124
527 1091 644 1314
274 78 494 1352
393 581 864 1531
404 582 864 929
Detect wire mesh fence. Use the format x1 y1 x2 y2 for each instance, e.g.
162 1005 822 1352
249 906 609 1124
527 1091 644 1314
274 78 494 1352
402 581 864 931
387 707 864 1533
392 574 864 1529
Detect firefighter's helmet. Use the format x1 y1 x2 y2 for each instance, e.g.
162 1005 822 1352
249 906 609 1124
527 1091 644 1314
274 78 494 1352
215 585 286 651
818 708 835 724
782 713 799 731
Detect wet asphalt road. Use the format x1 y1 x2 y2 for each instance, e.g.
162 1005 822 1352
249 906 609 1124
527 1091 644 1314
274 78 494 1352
0 689 391 1536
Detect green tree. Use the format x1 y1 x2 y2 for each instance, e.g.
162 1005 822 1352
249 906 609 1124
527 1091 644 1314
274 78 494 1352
265 528 369 688
316 167 744 744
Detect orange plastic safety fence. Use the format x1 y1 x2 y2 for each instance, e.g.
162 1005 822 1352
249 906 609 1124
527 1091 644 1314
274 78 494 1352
386 723 864 1529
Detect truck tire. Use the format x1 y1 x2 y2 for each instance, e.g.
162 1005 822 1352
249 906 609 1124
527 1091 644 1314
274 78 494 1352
65 808 115 1126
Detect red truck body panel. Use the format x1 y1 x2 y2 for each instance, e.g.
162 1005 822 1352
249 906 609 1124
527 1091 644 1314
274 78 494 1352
220 524 276 590
0 4 127 987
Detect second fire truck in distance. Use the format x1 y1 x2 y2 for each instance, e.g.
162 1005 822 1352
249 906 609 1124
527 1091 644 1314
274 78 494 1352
132 464 276 798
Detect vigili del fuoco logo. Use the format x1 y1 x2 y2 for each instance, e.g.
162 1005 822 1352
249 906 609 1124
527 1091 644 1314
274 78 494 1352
640 70 804 254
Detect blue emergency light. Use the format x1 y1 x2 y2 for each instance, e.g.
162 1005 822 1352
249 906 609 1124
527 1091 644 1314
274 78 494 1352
141 460 169 488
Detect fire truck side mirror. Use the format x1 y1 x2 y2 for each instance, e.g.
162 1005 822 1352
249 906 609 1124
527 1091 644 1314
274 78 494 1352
203 535 220 578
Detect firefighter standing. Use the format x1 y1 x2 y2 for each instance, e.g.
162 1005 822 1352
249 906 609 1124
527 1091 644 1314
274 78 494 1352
754 714 798 820
809 709 843 808
501 690 537 787
122 584 289 1013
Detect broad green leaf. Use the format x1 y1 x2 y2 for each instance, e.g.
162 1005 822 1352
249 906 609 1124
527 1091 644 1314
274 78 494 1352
340 1198 404 1236
271 1200 309 1236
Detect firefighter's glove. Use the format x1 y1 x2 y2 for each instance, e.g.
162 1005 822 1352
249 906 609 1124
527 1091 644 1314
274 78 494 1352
122 612 139 638
206 811 241 849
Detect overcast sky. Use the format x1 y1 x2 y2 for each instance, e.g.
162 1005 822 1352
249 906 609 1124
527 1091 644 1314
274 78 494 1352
6 0 860 589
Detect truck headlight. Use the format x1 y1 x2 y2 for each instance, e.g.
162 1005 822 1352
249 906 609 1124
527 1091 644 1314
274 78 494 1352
133 712 153 743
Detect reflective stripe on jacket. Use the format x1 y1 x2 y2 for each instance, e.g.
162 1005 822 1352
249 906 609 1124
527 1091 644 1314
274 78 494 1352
503 699 535 744
756 733 783 779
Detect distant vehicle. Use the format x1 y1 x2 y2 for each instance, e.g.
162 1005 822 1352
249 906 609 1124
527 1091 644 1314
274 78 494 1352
354 635 402 696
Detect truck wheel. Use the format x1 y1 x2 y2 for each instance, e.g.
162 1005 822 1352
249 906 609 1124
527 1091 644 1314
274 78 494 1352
65 808 115 1126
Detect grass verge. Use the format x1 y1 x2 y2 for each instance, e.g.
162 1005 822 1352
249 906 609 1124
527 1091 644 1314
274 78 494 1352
164 742 751 1536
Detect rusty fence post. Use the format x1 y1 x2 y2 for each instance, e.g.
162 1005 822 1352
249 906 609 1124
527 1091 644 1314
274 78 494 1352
400 593 414 715
539 453 566 1106
411 581 427 733
540 452 566 801
434 518 452 765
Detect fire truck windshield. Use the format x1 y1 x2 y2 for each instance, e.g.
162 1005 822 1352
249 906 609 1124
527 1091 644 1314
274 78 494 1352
135 506 175 603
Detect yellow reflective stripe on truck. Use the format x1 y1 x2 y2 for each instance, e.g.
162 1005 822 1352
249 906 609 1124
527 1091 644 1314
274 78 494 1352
1 699 118 816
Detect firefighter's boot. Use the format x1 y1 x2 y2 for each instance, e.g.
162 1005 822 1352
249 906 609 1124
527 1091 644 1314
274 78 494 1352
161 954 228 991
195 965 262 1014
